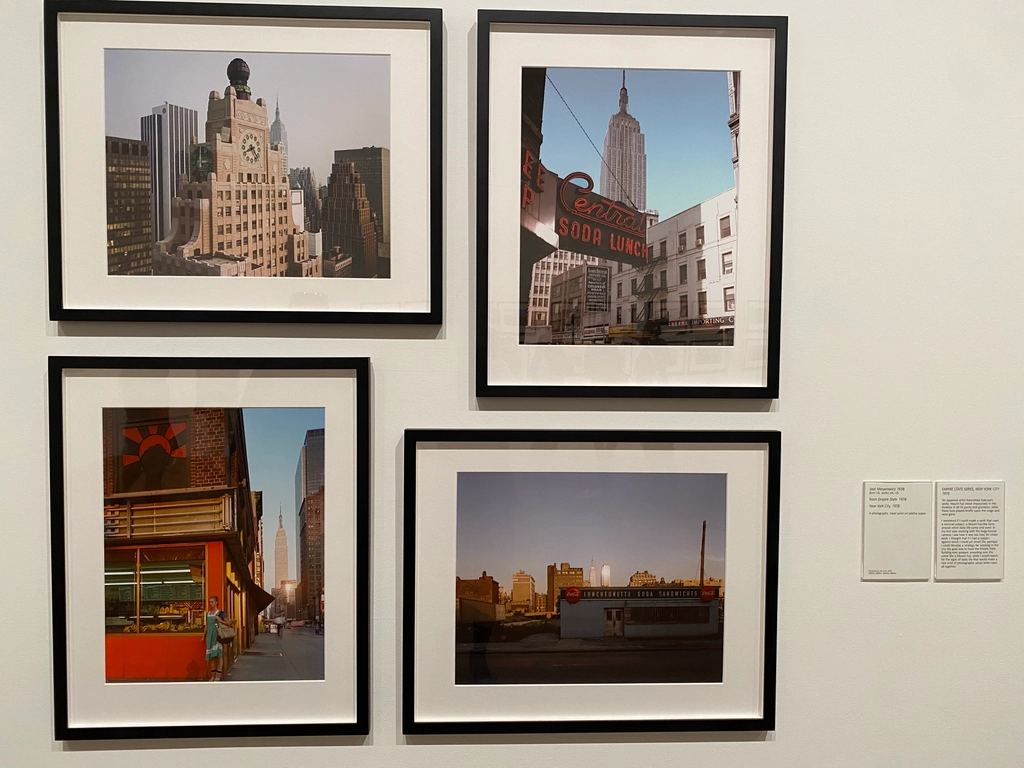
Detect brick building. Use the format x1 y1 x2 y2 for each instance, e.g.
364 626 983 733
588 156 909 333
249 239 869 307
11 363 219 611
297 486 325 621
105 136 153 275
455 571 500 603
102 407 273 681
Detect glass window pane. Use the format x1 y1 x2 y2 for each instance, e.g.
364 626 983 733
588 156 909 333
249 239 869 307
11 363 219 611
105 548 137 634
137 546 206 634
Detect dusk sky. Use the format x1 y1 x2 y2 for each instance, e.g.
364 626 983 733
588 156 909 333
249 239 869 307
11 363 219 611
538 68 734 219
105 49 389 182
242 407 325 587
456 472 726 592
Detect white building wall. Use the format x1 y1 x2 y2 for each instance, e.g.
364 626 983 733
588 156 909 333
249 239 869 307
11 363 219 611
611 188 737 328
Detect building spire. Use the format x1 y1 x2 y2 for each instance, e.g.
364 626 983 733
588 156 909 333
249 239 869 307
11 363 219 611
618 70 628 113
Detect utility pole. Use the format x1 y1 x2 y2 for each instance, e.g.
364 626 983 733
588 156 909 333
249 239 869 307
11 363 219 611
699 520 707 587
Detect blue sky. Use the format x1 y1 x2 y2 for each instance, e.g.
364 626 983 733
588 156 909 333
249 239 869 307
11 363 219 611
456 472 726 592
242 407 324 585
538 67 734 218
105 49 389 183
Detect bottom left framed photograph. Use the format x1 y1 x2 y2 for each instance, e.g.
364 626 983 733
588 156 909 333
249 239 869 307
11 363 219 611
48 356 369 740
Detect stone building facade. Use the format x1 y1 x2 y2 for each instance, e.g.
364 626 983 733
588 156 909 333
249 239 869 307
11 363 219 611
152 59 314 278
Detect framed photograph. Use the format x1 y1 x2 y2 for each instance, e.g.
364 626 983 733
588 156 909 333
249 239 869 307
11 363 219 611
476 11 787 397
403 429 780 734
45 0 442 324
48 356 369 739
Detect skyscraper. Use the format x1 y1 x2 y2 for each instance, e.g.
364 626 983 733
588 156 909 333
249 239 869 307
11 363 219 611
270 97 289 181
290 166 321 233
105 136 153 275
321 160 379 277
297 486 324 620
599 71 646 213
332 147 390 258
600 563 611 587
589 559 597 588
275 512 289 588
294 428 325 517
151 60 313 278
140 102 198 242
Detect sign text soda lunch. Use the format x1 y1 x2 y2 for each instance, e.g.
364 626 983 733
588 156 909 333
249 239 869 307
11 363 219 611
521 150 651 267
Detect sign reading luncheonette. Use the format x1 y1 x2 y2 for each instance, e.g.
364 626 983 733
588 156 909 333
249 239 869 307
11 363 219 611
521 150 650 267
560 586 720 600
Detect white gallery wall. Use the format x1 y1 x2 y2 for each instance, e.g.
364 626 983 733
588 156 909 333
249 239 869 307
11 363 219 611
1 0 1022 765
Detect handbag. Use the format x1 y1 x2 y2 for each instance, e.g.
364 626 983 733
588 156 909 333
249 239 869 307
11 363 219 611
217 623 236 642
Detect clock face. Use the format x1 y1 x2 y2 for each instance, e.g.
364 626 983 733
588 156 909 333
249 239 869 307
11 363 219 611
239 131 262 167
190 145 213 182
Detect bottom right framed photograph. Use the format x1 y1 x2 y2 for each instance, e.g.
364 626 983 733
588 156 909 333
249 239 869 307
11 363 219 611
402 429 780 734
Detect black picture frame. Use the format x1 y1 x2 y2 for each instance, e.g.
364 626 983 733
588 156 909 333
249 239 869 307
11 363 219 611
44 0 443 324
475 10 788 398
48 356 371 740
402 428 780 734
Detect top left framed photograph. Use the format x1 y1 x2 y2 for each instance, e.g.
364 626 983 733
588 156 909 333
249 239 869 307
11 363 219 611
44 0 442 324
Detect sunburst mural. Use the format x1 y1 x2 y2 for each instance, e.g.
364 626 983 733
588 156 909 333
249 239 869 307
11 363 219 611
122 423 188 466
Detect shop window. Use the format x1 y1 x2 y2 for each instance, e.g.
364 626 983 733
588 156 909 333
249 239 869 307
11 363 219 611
105 545 206 634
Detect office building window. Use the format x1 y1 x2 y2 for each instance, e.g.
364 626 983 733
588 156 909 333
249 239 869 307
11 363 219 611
698 291 708 316
695 224 705 246
679 294 688 318
697 259 707 280
720 215 731 238
722 251 734 275
678 231 687 251
679 263 687 285
724 286 735 312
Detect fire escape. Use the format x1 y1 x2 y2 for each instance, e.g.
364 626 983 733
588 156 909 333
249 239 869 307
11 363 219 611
630 248 668 337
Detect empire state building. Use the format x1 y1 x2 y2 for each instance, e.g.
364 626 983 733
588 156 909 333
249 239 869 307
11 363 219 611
599 71 647 213
275 513 289 588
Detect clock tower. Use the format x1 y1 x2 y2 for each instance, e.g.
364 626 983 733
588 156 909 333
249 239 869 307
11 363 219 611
153 59 317 278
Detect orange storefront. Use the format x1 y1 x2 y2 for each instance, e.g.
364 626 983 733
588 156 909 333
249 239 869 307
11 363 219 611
102 407 273 681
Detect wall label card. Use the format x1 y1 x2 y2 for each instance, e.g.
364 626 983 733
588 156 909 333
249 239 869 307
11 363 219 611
935 482 1005 581
862 482 933 580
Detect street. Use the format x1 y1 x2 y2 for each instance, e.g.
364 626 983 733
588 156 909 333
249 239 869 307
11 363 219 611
456 638 723 685
225 626 325 681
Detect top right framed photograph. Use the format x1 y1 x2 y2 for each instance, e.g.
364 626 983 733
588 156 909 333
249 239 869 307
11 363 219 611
476 11 787 399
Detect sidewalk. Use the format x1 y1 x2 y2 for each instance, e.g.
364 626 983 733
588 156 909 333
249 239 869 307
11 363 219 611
224 628 325 681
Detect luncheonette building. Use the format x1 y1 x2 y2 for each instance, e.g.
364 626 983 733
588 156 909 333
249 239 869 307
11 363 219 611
102 407 273 681
152 59 317 278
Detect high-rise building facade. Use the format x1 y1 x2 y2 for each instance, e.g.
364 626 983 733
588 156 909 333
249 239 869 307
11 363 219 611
321 160 379 277
297 486 324 620
294 428 325 518
151 60 314 278
599 71 646 213
600 563 612 587
546 562 584 613
511 570 535 611
290 166 321 233
333 147 390 257
275 513 289 588
140 102 198 242
270 98 289 180
105 136 153 275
